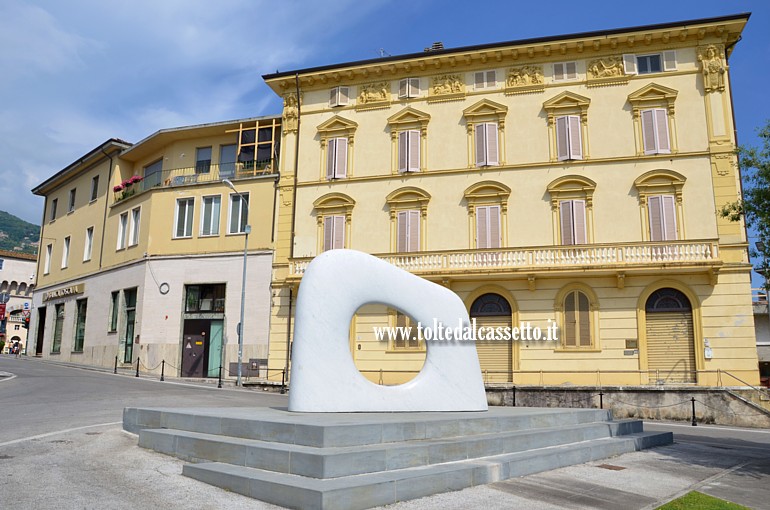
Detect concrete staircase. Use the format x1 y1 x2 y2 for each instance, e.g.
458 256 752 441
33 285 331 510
123 406 672 510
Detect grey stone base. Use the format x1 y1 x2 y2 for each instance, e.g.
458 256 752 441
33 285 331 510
123 406 672 510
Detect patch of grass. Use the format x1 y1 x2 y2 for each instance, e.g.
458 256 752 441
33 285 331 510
657 491 750 510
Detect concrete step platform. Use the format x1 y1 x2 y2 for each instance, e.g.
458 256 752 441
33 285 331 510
123 406 672 509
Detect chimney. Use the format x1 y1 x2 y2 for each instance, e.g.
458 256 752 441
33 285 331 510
424 41 444 52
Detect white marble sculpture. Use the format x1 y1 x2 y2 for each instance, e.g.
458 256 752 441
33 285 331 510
288 249 488 412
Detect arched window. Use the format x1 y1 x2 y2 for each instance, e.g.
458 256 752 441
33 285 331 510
564 290 591 347
470 293 512 316
646 288 691 312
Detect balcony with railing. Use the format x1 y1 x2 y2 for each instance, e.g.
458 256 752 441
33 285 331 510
288 240 720 278
113 159 277 203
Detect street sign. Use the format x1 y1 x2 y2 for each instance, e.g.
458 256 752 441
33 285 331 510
24 302 29 310
0 293 9 304
0 303 5 321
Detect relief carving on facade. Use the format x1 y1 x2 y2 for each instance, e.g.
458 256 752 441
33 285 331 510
587 56 624 79
357 82 390 105
712 153 736 176
507 65 544 87
282 92 301 133
430 74 464 96
698 44 726 93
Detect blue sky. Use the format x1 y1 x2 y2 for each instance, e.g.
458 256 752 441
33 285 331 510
1 1 767 255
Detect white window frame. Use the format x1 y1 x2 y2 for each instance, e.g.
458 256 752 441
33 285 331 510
83 226 94 262
398 78 420 99
117 212 129 249
61 236 70 269
68 188 76 213
174 198 195 239
397 130 420 173
329 86 350 107
50 199 57 222
129 207 141 247
623 51 676 75
474 70 496 90
553 61 577 82
44 244 52 275
322 215 345 251
475 122 499 167
200 195 221 236
326 137 348 179
90 175 99 202
555 115 583 161
227 193 249 234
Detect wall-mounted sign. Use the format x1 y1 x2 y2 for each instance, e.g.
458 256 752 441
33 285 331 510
42 283 85 302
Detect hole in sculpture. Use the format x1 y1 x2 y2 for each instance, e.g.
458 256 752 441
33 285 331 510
349 303 426 385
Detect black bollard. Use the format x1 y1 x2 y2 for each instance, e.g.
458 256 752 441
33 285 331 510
114 355 118 374
160 360 165 382
218 365 222 389
512 386 516 407
135 358 140 378
599 392 604 409
691 397 697 426
281 369 286 394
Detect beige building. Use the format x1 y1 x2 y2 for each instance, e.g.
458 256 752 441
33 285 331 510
264 13 759 387
30 116 282 379
0 250 36 353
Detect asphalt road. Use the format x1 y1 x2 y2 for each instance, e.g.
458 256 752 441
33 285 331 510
1 356 768 509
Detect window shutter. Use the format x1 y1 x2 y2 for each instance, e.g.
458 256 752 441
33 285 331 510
476 206 489 248
329 88 337 107
565 62 577 80
475 124 487 166
553 63 565 81
398 79 408 99
398 131 408 173
475 71 485 89
397 211 408 252
654 109 671 154
485 123 499 166
556 116 569 161
408 210 420 252
623 54 637 75
488 205 501 248
335 138 348 178
564 291 576 346
568 116 582 160
662 50 677 71
578 292 591 346
641 109 657 155
648 195 663 242
338 86 349 106
662 195 677 240
486 70 496 87
323 216 334 251
407 130 420 172
326 139 336 179
573 199 587 244
333 215 345 249
560 200 574 245
409 77 420 97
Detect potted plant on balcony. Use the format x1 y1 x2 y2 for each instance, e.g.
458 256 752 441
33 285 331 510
113 176 144 201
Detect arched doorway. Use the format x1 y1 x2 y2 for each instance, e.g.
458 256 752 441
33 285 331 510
470 293 513 383
645 288 696 383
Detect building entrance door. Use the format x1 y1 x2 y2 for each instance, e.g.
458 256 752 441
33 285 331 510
645 288 696 383
470 293 514 383
182 319 209 378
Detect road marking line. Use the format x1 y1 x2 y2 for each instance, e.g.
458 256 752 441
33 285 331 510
0 421 122 448
0 373 16 383
644 421 770 434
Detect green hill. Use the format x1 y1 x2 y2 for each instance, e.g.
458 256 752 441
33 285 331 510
0 211 40 255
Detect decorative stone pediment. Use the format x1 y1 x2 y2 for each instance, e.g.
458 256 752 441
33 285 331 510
628 83 678 114
386 187 431 216
464 181 511 203
313 192 356 211
387 107 431 130
633 169 686 202
463 99 508 121
547 175 596 209
543 91 590 123
316 116 358 137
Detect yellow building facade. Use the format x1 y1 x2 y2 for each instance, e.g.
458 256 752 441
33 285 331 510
264 14 759 387
31 117 282 379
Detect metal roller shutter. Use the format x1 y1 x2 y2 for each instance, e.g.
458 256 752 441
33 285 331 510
475 316 512 383
646 311 696 383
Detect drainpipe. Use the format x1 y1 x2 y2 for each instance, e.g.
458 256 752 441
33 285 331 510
284 73 302 384
98 146 116 270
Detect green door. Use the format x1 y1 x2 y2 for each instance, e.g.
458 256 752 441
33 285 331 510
207 320 223 378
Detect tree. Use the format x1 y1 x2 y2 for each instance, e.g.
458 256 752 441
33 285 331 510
719 120 770 294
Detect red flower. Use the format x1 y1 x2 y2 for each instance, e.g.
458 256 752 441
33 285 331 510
113 184 124 192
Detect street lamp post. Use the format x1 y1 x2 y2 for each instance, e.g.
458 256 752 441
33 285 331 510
223 179 250 387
